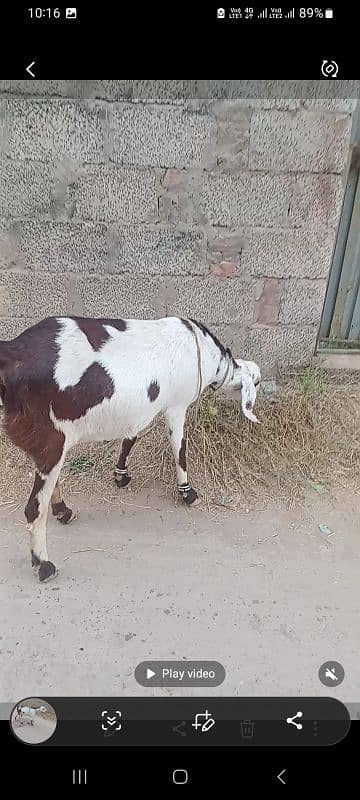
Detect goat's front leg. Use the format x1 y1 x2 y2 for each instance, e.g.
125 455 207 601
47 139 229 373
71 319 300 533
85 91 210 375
164 406 199 506
114 436 137 488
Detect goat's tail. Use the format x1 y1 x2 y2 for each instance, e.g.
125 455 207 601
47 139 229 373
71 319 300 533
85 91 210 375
0 341 12 404
0 341 11 368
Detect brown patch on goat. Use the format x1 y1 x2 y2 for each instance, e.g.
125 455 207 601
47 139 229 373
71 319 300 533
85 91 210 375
179 437 187 471
75 318 110 351
74 317 127 351
25 473 45 523
101 318 127 332
52 363 114 421
1 318 65 470
5 410 65 474
2 319 113 474
147 381 160 402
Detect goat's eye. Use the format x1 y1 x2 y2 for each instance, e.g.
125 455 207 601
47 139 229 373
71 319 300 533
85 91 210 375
254 379 260 387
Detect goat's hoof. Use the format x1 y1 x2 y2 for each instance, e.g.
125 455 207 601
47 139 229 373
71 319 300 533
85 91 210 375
58 509 76 525
180 487 200 506
114 473 131 488
53 501 76 525
38 560 57 582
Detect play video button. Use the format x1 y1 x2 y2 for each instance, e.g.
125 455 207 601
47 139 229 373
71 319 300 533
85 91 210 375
135 660 226 687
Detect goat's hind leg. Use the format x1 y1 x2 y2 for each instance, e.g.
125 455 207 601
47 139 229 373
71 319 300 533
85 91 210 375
25 460 64 582
51 480 76 524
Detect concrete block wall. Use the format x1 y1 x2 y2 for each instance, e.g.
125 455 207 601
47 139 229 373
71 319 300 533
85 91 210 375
0 81 355 374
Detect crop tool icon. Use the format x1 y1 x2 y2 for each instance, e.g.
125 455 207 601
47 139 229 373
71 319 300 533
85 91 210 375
191 710 216 732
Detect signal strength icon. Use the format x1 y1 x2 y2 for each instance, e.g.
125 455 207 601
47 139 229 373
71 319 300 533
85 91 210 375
258 8 267 18
285 7 295 17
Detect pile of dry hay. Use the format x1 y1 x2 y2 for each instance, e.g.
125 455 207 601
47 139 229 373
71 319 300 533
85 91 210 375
1 370 360 509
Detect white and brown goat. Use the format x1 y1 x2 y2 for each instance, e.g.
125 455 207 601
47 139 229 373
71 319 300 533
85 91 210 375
0 316 260 581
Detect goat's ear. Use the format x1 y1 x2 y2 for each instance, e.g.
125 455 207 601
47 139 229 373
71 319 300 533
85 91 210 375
240 373 259 424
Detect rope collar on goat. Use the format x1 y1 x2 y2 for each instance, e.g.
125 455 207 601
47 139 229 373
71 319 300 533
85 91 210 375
188 321 203 403
214 359 231 391
187 320 231 402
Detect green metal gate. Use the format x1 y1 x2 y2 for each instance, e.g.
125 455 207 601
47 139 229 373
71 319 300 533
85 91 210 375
318 105 360 351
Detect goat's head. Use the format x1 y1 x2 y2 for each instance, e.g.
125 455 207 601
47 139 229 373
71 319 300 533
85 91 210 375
225 358 261 423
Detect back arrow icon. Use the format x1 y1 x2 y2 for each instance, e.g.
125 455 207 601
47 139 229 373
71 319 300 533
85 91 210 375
277 769 286 785
26 61 35 77
172 721 187 737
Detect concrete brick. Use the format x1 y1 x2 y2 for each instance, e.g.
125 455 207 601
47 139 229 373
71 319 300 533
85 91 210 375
207 229 244 260
290 174 345 228
110 104 213 168
73 166 159 223
0 160 68 218
114 227 205 275
0 218 16 268
158 169 199 225
162 276 255 324
212 100 301 119
250 110 351 172
200 173 292 227
92 81 199 101
0 272 77 317
162 169 187 190
210 261 237 280
279 279 327 325
73 275 166 318
242 228 336 279
11 220 113 272
302 99 358 113
209 117 250 171
254 279 282 324
244 325 318 373
0 100 106 162
197 80 304 100
0 81 94 98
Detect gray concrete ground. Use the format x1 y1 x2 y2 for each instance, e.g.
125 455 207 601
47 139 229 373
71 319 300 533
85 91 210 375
1 489 359 709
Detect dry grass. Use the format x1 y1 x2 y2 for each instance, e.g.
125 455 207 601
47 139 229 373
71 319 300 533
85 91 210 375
1 369 360 510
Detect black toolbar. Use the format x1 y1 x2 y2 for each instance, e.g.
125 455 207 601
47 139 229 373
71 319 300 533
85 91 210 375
9 697 350 747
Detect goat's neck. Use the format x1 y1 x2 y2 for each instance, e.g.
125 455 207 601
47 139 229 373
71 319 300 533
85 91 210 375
197 330 234 391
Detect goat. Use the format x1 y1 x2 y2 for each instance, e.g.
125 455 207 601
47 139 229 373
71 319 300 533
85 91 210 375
16 705 47 725
0 316 260 582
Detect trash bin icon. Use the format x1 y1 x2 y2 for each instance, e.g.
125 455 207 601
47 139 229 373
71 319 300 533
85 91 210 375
240 720 255 738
